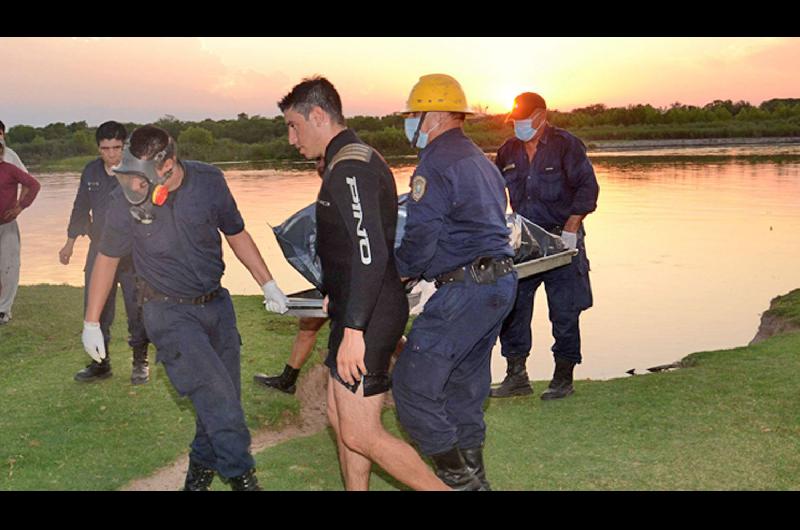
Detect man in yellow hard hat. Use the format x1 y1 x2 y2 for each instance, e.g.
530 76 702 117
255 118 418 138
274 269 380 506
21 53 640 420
391 74 517 490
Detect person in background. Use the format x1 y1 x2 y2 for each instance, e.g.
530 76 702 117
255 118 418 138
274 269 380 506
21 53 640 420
492 92 599 401
0 134 40 325
60 121 152 384
0 120 28 172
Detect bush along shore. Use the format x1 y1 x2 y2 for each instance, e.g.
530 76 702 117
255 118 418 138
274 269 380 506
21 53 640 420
9 98 800 169
0 286 798 490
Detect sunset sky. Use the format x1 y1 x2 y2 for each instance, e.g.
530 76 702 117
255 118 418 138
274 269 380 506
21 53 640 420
2 37 799 128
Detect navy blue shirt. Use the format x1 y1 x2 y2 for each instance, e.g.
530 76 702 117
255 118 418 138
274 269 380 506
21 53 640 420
496 124 599 229
67 158 120 242
98 160 245 298
395 128 513 281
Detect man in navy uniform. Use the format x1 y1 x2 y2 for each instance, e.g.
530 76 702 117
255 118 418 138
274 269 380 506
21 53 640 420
491 92 599 401
391 74 517 491
80 125 289 491
60 121 152 384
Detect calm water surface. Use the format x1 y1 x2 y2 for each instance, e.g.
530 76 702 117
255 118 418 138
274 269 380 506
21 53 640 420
16 150 800 382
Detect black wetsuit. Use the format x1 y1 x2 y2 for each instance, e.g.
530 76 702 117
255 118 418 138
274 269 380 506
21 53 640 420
317 129 409 396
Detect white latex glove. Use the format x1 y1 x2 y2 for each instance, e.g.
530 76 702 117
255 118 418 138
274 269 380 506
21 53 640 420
561 230 578 251
82 321 106 363
262 280 289 314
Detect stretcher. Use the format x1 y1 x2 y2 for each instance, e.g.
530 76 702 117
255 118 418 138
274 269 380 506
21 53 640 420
285 249 578 318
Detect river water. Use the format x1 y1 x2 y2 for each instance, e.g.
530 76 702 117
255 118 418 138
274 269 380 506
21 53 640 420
14 146 800 382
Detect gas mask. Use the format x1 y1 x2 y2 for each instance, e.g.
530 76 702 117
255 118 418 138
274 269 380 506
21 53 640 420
112 143 173 224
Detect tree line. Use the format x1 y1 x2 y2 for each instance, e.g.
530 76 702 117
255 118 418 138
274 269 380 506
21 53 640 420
7 98 800 166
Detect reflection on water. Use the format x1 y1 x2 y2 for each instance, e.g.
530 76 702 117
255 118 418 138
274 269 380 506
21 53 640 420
15 156 800 382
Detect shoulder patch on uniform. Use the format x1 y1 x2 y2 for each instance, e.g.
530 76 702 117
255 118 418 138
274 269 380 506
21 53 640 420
411 175 427 202
329 143 373 171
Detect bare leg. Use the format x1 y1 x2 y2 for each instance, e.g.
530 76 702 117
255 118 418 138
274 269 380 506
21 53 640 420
327 374 372 490
288 317 327 368
332 378 450 491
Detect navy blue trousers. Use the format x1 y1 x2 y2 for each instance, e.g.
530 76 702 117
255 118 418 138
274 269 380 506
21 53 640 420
142 289 254 479
499 243 592 364
392 272 517 456
84 244 149 354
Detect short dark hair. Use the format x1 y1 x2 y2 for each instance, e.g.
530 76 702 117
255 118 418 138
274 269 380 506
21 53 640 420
278 76 346 126
129 125 177 167
95 121 127 145
0 120 5 134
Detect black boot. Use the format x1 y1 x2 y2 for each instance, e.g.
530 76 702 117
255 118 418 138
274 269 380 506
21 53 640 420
253 364 300 394
540 358 576 400
74 357 112 382
461 446 491 491
490 356 532 398
226 468 262 491
131 345 149 385
182 460 216 491
430 447 483 491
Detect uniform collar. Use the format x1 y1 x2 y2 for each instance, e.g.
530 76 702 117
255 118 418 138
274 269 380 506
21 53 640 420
422 127 464 154
323 128 359 169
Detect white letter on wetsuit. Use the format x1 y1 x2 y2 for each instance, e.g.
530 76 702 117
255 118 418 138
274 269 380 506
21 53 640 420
346 176 372 265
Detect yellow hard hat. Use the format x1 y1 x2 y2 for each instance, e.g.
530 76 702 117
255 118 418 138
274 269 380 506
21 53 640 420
400 74 473 115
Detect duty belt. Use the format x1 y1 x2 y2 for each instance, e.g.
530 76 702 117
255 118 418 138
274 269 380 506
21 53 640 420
139 280 221 305
434 256 515 289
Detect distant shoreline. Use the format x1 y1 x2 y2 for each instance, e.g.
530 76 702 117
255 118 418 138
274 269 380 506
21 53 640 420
27 136 800 173
586 136 800 151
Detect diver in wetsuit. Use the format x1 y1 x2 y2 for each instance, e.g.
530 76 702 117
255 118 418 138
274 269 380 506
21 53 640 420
316 139 408 395
279 76 448 491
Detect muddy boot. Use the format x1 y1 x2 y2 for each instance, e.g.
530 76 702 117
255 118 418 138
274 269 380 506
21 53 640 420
253 364 300 394
131 345 149 385
461 446 491 491
490 356 532 398
182 460 216 491
74 357 112 382
540 358 576 400
430 447 483 491
226 468 262 491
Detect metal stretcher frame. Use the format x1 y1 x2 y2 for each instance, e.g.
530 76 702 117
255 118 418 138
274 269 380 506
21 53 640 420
284 249 578 319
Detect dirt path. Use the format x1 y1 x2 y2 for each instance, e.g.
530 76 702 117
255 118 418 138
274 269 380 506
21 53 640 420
121 363 331 491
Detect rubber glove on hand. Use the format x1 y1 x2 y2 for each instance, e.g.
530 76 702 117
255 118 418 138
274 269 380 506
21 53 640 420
82 321 106 363
561 230 578 251
262 280 289 314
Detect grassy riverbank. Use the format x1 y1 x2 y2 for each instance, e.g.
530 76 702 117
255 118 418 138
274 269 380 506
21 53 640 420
0 285 324 491
1 285 798 490
247 290 800 491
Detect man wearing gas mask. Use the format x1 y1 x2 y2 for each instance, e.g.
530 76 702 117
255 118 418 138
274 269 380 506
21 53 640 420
80 125 289 491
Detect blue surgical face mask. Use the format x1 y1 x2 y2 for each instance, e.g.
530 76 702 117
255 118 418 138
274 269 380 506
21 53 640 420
404 116 436 149
404 117 430 149
514 119 537 142
404 117 420 143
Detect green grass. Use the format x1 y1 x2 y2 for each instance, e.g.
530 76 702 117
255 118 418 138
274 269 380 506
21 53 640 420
29 155 97 172
0 285 326 491
250 327 800 490
763 289 800 327
2 285 799 490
